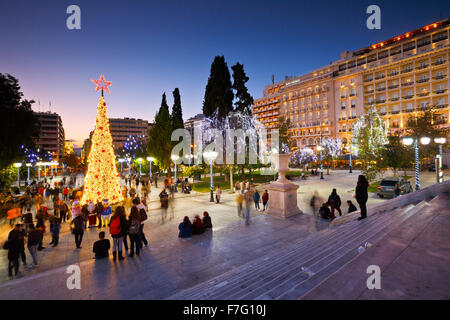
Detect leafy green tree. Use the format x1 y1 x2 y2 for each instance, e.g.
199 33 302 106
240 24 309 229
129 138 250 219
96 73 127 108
171 88 184 130
381 133 413 176
148 93 173 173
0 73 40 169
353 107 388 182
405 105 448 161
202 56 234 124
231 62 254 116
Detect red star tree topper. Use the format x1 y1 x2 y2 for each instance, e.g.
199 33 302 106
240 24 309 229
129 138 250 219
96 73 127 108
81 75 123 205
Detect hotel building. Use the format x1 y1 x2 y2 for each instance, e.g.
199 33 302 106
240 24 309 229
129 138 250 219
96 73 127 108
253 19 450 150
34 111 65 161
109 117 153 150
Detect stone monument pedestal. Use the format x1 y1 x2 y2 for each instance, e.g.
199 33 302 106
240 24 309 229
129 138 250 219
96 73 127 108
265 153 302 219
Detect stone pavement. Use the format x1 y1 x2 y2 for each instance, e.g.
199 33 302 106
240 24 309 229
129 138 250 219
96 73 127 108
0 170 447 299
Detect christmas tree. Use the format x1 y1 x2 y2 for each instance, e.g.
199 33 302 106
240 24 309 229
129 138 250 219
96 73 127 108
81 75 123 205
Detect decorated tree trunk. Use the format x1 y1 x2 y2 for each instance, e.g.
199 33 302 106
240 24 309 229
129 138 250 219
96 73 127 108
81 96 124 205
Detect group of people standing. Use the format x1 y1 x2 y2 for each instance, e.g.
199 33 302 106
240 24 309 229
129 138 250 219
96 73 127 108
310 175 369 221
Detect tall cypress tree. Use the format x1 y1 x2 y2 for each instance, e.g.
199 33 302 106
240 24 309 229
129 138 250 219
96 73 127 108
148 93 172 171
232 62 254 116
171 88 184 129
202 56 234 125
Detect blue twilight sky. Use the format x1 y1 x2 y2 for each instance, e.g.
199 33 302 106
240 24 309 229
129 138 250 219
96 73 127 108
0 0 449 146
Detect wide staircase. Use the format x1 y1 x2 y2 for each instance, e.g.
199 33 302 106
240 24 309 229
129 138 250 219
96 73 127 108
168 184 450 300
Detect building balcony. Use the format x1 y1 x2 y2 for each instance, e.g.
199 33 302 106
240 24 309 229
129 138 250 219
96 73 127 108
364 78 373 82
388 85 399 89
416 78 429 83
417 92 430 97
434 75 447 80
416 64 428 70
432 60 446 66
349 93 356 97
365 90 374 94
401 68 413 74
403 108 414 113
436 104 448 109
402 82 414 87
390 97 400 101
376 100 386 104
379 111 386 116
389 72 399 77
435 89 448 94
376 87 386 92
375 75 385 80
390 110 400 115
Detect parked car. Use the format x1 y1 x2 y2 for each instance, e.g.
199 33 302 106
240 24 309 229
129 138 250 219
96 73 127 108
377 177 412 198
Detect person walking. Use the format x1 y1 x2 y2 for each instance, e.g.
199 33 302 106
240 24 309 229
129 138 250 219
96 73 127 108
310 190 321 217
136 199 148 247
21 207 33 234
215 186 222 204
5 224 25 279
63 187 68 201
59 201 69 223
244 187 252 225
159 189 169 223
253 189 260 211
27 223 42 268
49 216 61 247
70 214 85 248
355 175 369 220
87 201 97 228
128 206 141 257
327 188 342 220
235 192 244 217
262 190 269 211
109 206 127 261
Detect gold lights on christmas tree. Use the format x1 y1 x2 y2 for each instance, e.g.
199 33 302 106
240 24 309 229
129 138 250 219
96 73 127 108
80 75 124 205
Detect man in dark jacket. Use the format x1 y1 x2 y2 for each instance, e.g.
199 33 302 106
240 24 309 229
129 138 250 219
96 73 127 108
6 224 25 278
27 223 43 267
356 175 369 220
93 231 110 259
327 189 342 219
70 215 85 248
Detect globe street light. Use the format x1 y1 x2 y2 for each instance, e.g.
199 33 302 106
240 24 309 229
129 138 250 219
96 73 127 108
14 162 22 188
26 163 32 185
403 136 430 191
137 157 143 177
171 154 180 192
317 145 324 179
147 156 155 181
203 150 218 202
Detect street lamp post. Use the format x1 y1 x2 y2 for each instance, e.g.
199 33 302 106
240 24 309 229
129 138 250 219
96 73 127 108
137 158 143 177
434 137 446 183
14 163 22 188
317 145 324 179
171 154 180 192
147 156 154 181
203 150 218 202
26 163 32 185
403 136 430 191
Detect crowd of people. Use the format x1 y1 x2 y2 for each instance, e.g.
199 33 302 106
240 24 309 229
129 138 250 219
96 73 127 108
2 171 372 280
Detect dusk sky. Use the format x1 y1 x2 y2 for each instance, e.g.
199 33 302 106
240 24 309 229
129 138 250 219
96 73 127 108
1 0 449 147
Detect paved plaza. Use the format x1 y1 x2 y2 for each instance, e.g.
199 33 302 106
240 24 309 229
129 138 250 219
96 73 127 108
0 169 447 299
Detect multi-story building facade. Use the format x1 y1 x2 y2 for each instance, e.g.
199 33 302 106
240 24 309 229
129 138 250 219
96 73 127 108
34 112 65 161
109 117 153 150
253 19 450 150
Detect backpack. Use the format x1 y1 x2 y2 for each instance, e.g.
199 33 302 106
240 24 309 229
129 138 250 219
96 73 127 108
139 208 148 222
129 219 140 235
110 217 121 236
